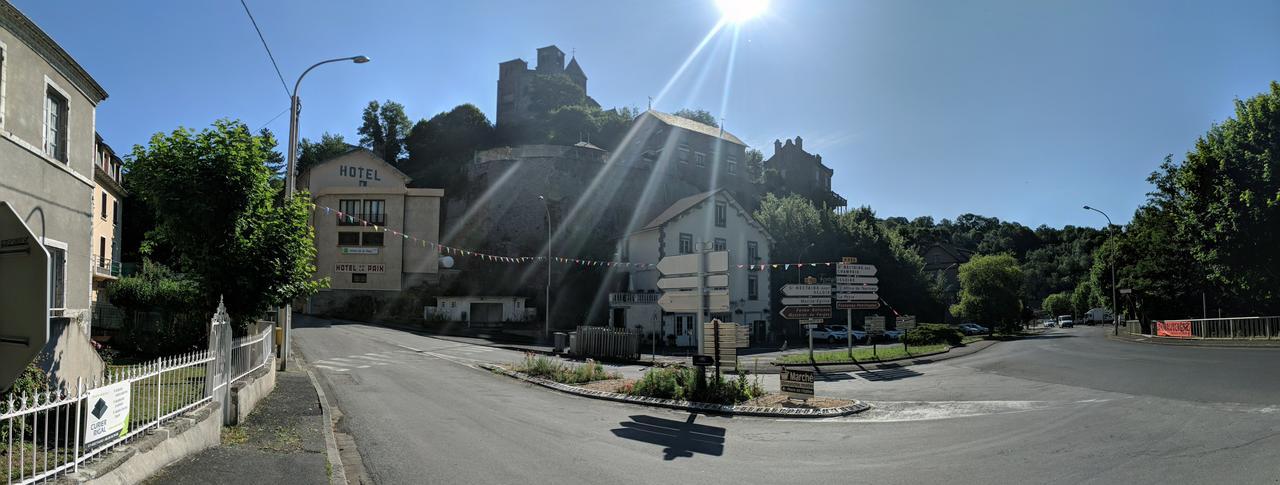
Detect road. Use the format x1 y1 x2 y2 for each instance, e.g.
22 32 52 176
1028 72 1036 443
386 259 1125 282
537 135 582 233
292 318 1280 484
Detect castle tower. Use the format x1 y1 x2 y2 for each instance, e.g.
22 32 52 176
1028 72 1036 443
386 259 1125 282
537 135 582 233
536 45 565 74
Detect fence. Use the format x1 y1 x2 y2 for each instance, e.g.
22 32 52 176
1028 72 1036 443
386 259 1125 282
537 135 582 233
1123 320 1142 335
570 326 640 361
1 298 274 484
1186 316 1280 339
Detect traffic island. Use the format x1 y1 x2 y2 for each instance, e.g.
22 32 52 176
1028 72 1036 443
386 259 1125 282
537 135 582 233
481 362 870 418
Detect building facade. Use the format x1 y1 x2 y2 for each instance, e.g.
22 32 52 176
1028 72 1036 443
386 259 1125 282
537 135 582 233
0 0 109 388
301 148 444 314
609 190 774 347
764 136 847 211
496 45 596 129
426 296 535 324
90 133 125 303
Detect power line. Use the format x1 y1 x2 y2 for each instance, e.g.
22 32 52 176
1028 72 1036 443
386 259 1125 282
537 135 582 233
256 106 290 132
239 0 291 99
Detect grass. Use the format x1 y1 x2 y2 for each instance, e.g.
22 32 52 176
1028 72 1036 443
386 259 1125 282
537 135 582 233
776 342 953 365
107 364 208 424
512 354 620 384
222 426 248 445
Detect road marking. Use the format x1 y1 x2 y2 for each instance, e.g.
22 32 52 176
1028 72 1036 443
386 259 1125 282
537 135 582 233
352 354 398 363
355 365 370 369
394 345 423 353
314 364 349 372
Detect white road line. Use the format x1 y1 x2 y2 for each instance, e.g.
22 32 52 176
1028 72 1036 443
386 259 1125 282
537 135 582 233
352 354 399 363
314 364 349 372
355 365 370 369
326 357 363 364
394 345 423 352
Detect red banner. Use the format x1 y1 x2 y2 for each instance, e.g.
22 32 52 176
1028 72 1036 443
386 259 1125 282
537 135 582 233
1156 320 1192 338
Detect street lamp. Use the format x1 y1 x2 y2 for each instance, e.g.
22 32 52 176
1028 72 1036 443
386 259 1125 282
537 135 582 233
280 55 370 371
1083 205 1119 336
538 195 552 338
797 242 815 283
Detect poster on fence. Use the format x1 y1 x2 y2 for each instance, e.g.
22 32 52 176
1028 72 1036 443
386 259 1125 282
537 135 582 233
84 380 131 448
1156 320 1192 338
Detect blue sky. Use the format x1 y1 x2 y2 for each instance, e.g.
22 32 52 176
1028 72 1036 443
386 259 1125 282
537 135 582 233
15 0 1279 228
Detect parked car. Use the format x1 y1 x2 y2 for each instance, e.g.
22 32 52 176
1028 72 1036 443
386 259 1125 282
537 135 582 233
1083 308 1112 326
958 323 989 335
1058 315 1075 328
807 325 866 344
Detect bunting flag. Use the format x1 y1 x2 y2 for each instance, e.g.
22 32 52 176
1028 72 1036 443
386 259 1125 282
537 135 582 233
312 203 850 270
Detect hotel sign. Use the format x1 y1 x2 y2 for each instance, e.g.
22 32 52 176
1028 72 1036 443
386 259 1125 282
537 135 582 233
339 164 383 181
340 247 379 255
335 263 386 273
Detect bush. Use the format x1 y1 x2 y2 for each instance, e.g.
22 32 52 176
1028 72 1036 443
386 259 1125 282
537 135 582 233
105 260 201 312
626 366 763 405
513 354 617 384
905 323 964 346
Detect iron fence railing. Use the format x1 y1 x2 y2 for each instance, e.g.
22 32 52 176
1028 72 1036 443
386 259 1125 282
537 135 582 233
1188 316 1279 339
1 308 274 484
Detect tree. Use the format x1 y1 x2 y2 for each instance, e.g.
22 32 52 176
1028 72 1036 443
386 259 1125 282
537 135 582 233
358 100 412 163
403 104 496 190
950 254 1025 334
1070 279 1101 317
745 148 765 183
297 132 351 176
1042 292 1073 318
673 108 718 127
753 193 824 261
127 119 325 326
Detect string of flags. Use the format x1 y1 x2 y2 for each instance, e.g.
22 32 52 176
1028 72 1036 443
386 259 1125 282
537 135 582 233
316 204 846 270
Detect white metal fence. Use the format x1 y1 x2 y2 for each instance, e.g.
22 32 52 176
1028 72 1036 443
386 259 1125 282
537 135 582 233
1187 316 1280 339
1 298 274 484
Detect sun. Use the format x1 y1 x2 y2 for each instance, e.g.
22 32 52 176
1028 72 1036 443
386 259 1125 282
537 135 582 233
715 0 769 23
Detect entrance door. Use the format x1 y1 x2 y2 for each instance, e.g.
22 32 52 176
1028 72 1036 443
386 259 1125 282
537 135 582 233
470 302 503 323
675 315 695 347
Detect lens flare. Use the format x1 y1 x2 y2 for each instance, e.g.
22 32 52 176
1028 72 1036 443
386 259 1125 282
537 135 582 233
715 0 768 23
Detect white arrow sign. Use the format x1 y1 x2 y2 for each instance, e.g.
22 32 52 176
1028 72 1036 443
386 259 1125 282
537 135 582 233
836 292 879 301
657 274 729 290
781 284 832 296
836 264 877 276
836 276 878 285
658 289 730 313
837 285 879 293
657 251 729 276
781 297 832 306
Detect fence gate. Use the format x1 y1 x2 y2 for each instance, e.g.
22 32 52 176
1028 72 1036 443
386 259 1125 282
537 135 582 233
205 296 234 425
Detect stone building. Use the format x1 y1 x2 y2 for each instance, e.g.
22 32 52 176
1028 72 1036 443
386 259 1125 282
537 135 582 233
496 45 597 129
0 0 109 387
300 148 445 315
764 136 847 211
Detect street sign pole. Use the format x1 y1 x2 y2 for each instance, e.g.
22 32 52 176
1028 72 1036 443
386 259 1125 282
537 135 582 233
808 324 814 362
846 308 853 359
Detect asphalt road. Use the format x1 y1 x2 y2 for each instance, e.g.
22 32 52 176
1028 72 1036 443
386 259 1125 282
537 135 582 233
293 319 1280 484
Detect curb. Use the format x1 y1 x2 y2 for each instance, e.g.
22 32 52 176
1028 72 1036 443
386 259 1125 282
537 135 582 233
1106 333 1280 349
761 339 1000 374
480 363 871 418
297 351 349 485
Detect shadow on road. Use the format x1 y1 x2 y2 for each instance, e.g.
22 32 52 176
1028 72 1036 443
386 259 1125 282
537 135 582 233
815 372 859 382
610 414 725 460
855 366 923 381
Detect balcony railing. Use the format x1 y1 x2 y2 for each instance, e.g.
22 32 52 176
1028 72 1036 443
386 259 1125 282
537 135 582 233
609 292 661 306
337 212 387 226
91 254 122 278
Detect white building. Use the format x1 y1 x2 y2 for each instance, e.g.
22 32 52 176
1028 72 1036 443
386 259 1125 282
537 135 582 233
426 296 535 325
609 190 773 347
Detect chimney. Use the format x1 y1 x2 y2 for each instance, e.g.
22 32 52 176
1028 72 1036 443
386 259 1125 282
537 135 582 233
773 139 782 155
795 136 803 151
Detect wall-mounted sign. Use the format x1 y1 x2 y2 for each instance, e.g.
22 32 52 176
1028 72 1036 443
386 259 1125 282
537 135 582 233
339 165 383 181
340 247 379 255
84 380 130 448
1156 320 1192 338
335 263 386 273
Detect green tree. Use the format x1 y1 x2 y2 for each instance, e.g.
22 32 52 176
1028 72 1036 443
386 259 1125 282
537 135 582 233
1070 279 1100 317
753 193 824 261
127 119 325 325
297 132 351 176
1042 292 1073 318
358 100 412 163
745 148 765 183
403 104 497 190
672 108 718 127
950 254 1025 334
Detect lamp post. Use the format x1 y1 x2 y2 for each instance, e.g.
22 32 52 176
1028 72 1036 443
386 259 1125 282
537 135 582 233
538 195 552 338
280 55 369 371
797 242 815 283
1083 205 1119 336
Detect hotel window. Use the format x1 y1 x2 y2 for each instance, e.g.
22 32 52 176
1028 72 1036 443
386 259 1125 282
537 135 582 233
678 143 690 163
748 273 759 300
363 199 386 225
714 201 726 227
44 87 68 162
362 231 384 247
351 273 368 284
338 199 360 225
679 233 693 254
337 232 361 246
714 238 727 251
694 152 706 167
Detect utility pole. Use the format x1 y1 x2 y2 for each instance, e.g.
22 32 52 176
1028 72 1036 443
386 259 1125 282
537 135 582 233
1083 205 1119 336
539 195 552 338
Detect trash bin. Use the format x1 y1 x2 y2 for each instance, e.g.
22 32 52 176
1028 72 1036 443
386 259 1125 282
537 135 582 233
568 332 577 355
554 332 567 353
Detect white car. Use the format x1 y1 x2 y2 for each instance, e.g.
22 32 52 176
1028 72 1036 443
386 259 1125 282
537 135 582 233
808 325 866 344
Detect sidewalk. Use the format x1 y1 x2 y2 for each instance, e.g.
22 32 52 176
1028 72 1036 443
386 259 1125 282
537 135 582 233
143 357 331 485
1108 331 1280 348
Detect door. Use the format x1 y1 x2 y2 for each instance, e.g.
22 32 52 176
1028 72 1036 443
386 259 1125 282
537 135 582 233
675 315 695 347
470 302 503 323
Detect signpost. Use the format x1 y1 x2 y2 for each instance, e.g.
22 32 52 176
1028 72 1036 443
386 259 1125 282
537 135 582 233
780 368 815 401
656 249 730 351
835 258 879 358
865 316 885 359
700 319 747 373
897 315 916 352
780 305 832 320
0 202 50 389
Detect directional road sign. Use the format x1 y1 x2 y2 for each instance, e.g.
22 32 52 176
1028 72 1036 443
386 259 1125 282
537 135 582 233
781 305 833 320
781 284 832 297
836 301 880 310
865 316 886 336
836 284 879 293
0 202 50 389
836 263 878 276
836 292 879 301
657 274 729 290
897 315 917 331
836 276 878 285
658 289 730 313
657 251 728 276
781 297 832 306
